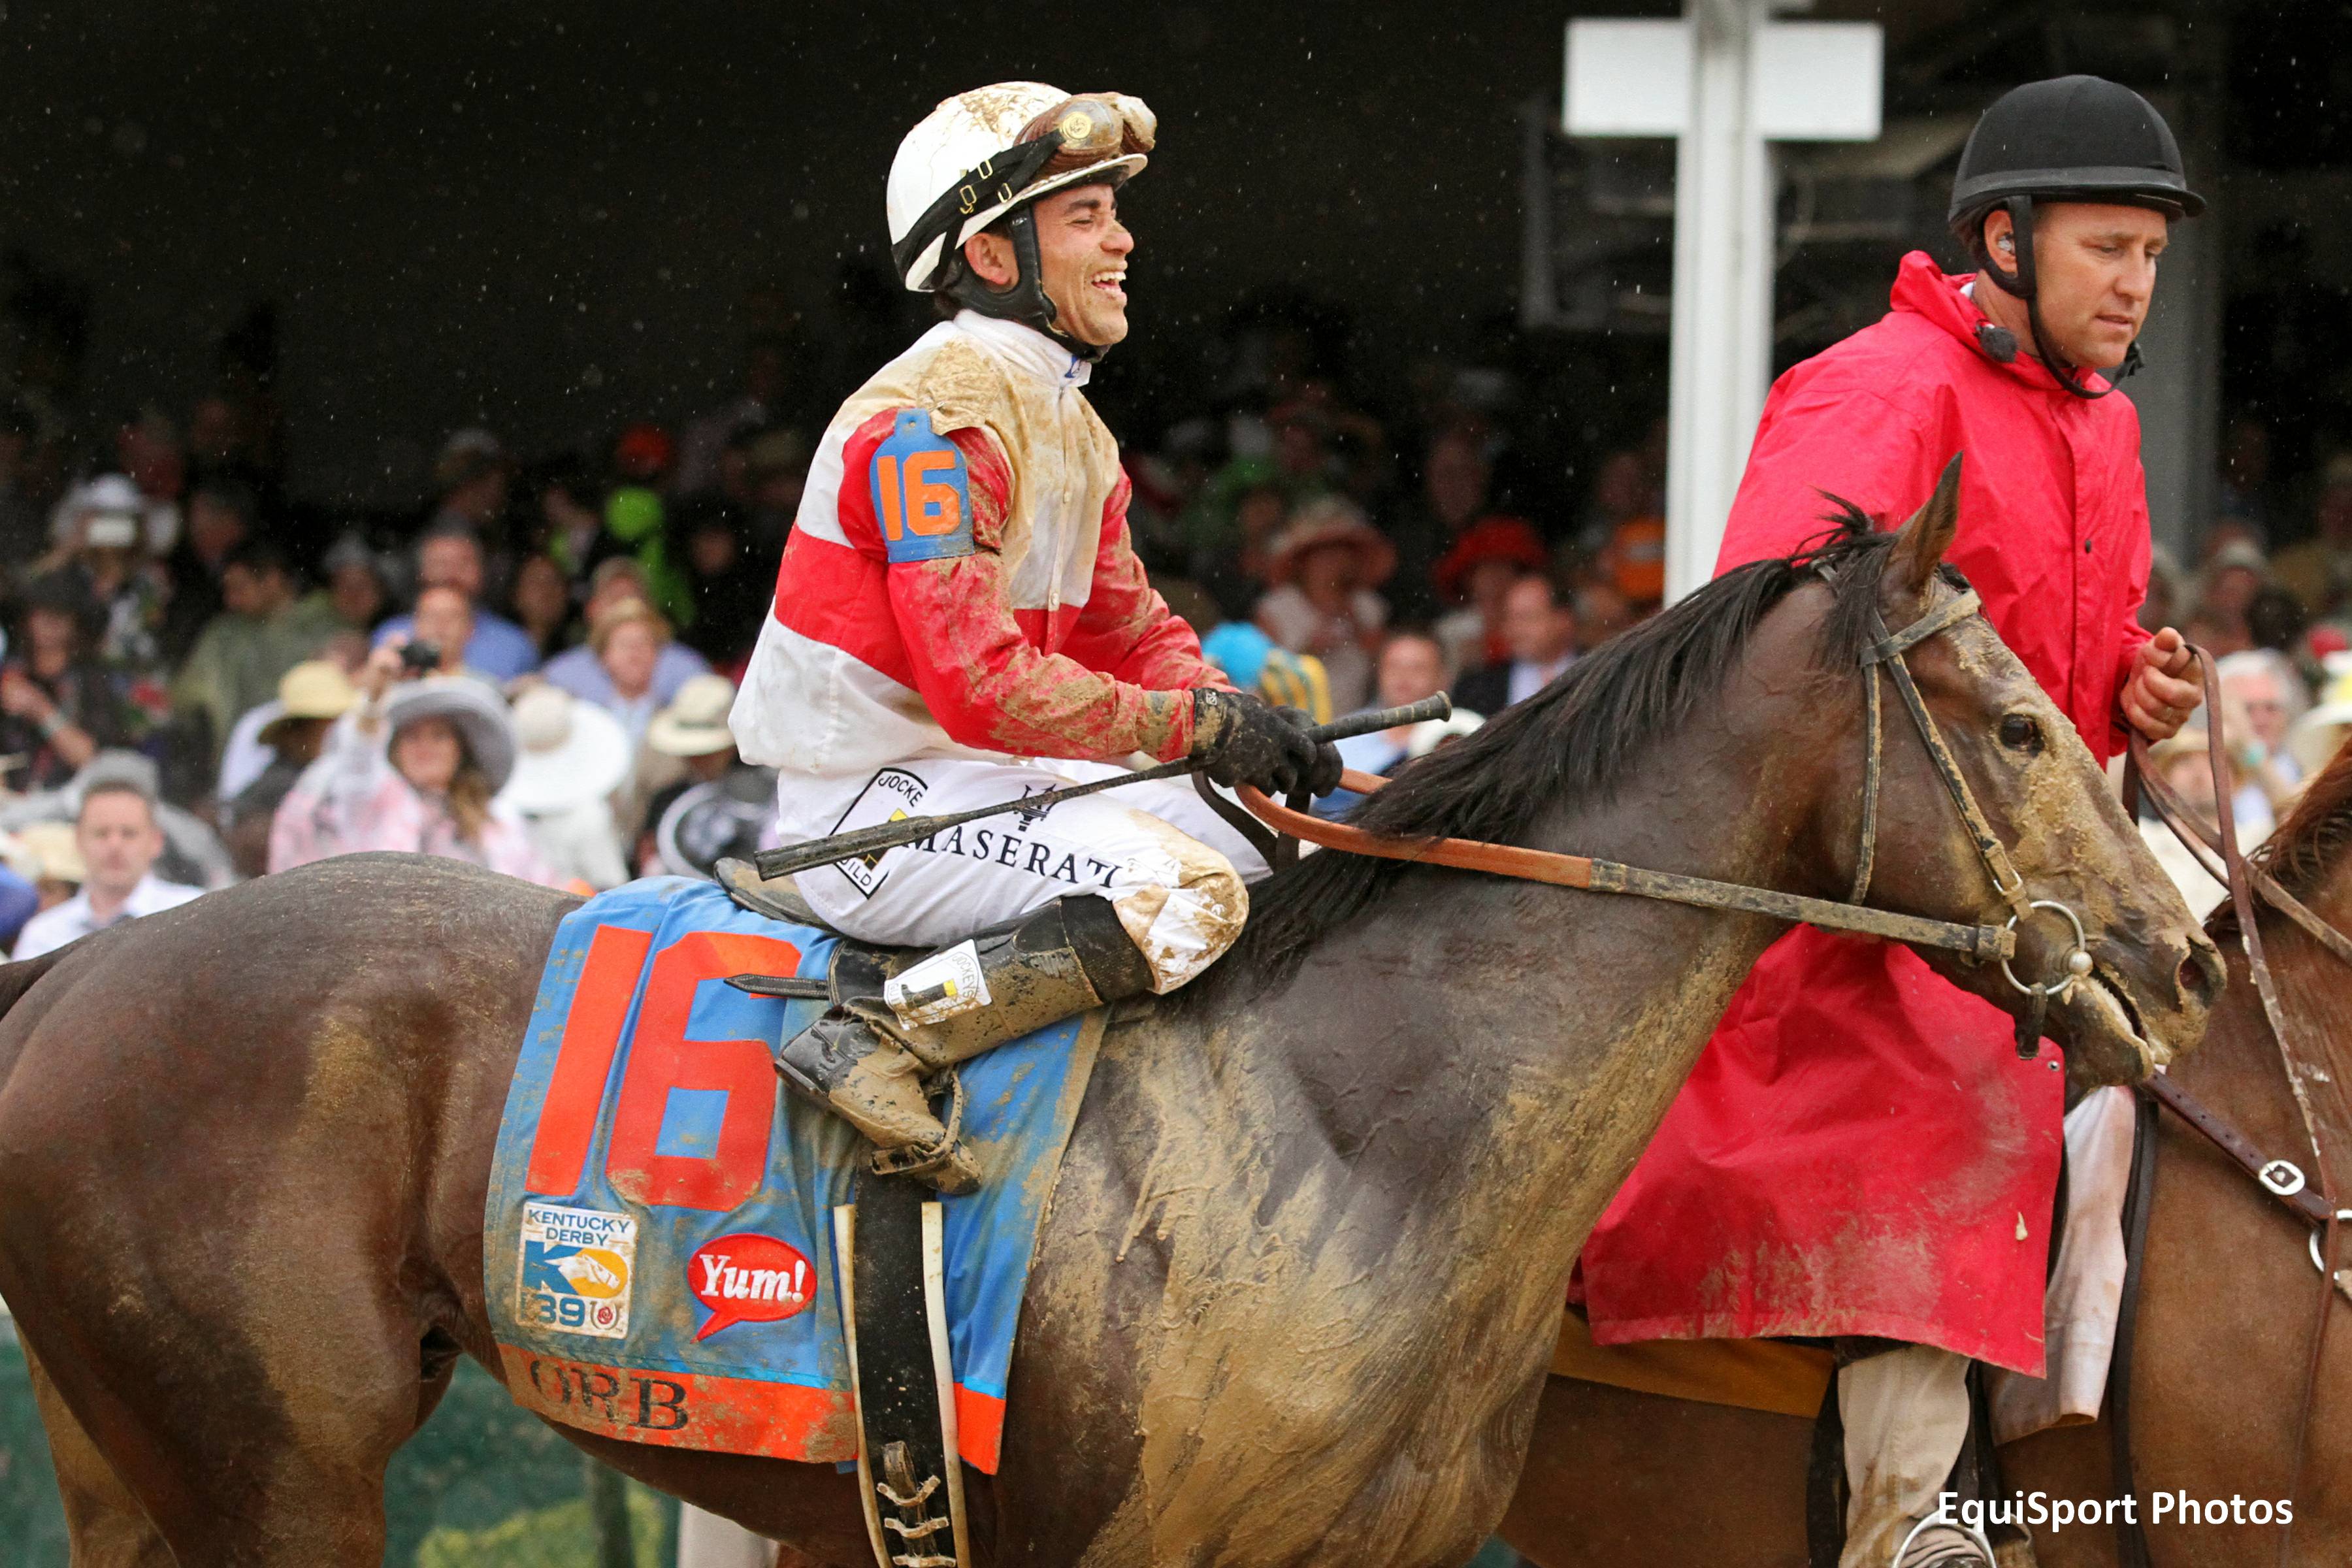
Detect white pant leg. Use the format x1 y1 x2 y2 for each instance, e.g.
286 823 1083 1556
674 1505 772 1568
1839 1343 1978 1567
785 759 1261 993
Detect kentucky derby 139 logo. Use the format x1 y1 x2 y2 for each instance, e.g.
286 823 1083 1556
517 1201 637 1341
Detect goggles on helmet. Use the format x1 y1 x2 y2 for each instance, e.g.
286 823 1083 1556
890 94 1154 293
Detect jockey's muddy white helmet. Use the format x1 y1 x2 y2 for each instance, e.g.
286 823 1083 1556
887 82 1155 359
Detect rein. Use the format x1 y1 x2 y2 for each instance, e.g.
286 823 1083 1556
1235 581 2110 974
2119 647 2352 1568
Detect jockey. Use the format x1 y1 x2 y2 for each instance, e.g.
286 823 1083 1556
730 83 1338 1193
1577 78 2206 1568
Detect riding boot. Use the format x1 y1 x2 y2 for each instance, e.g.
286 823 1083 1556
1839 1343 1987 1568
776 894 1154 1194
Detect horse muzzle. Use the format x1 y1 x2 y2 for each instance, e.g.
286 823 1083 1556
2050 921 2223 1088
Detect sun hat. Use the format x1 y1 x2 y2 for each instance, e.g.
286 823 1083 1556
500 684 630 813
2289 657 2352 775
1264 497 1397 589
82 513 140 549
1433 515 1548 602
646 674 738 758
258 661 359 745
382 676 519 794
2208 539 2268 576
13 821 83 886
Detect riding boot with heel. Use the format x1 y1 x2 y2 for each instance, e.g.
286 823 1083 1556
776 894 1154 1194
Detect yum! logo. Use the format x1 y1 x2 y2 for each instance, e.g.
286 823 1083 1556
688 1232 815 1341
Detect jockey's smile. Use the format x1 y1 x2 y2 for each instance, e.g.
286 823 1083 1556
964 184 1135 350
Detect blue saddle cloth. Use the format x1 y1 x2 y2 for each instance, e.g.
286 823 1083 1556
484 877 1101 1470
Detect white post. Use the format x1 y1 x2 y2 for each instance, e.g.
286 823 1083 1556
1567 7 1880 604
1663 0 1774 603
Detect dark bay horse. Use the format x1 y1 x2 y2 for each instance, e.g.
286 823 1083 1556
0 485 2219 1567
1499 750 2352 1568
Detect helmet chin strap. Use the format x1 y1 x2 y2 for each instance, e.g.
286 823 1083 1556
945 206 1111 364
1978 195 2132 401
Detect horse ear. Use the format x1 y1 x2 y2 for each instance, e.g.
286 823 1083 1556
1890 453 1963 596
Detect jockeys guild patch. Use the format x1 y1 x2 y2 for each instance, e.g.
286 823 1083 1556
825 766 928 898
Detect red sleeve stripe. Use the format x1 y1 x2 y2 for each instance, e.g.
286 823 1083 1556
770 529 917 690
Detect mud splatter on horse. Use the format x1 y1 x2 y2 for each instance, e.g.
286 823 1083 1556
0 489 2214 1566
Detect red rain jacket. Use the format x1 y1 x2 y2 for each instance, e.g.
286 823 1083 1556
1578 252 2156 1375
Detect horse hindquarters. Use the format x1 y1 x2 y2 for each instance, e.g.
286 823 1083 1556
0 870 529 1565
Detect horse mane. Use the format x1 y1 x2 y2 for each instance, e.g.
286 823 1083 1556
2210 736 2352 940
1192 501 1923 1000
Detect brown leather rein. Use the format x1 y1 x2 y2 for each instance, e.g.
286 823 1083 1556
1237 581 2116 986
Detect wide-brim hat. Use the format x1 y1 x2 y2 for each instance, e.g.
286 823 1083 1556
259 661 359 745
12 821 82 885
1265 499 1396 588
499 684 630 813
1433 515 1547 602
383 677 519 794
646 673 739 758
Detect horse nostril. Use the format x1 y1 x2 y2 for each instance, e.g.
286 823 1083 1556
2178 946 2223 1007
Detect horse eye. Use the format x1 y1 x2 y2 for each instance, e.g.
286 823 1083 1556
1999 713 2042 753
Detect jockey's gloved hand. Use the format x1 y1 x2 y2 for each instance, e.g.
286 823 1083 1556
1189 688 1321 797
1275 706 1345 798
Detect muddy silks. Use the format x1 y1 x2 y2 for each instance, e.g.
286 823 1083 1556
732 309 1176 821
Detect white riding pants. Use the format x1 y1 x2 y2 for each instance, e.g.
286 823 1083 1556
780 757 1269 994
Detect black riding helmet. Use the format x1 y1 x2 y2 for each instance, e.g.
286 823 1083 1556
1946 76 2205 400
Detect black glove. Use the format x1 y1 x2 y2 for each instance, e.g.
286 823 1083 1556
1276 705 1345 798
1188 688 1322 797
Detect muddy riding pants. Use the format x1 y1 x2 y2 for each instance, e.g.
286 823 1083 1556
781 757 1269 994
1841 1343 1974 1567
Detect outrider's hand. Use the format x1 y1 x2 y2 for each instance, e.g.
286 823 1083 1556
2122 627 2202 741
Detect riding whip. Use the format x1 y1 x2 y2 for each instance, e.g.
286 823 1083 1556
749 695 1452 880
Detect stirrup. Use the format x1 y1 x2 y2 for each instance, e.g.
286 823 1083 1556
869 1069 968 1181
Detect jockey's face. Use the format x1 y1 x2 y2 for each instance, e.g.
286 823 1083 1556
966 182 1134 348
1984 201 2167 371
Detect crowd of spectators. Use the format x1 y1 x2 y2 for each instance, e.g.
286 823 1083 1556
2125 416 2352 913
0 296 2342 958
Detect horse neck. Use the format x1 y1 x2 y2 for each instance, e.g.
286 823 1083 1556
1197 668 1849 1288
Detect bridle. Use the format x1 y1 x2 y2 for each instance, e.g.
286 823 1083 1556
1239 571 2095 1008
1848 580 2095 1047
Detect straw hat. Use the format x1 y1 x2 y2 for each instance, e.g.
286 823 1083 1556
14 821 83 886
1265 498 1396 589
500 684 630 813
646 674 738 758
259 661 359 746
382 678 519 794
